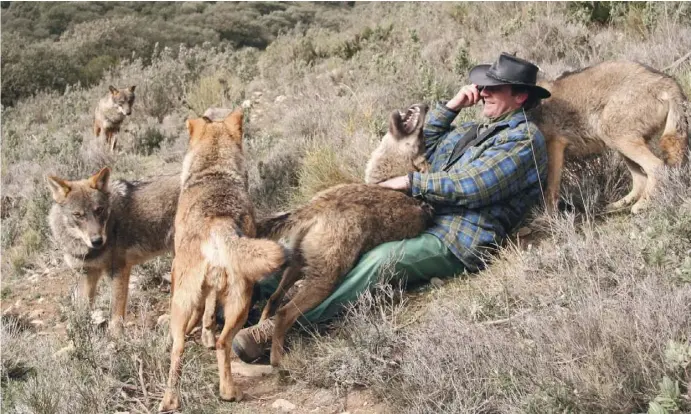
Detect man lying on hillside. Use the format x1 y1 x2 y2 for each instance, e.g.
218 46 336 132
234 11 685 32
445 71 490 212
233 52 551 362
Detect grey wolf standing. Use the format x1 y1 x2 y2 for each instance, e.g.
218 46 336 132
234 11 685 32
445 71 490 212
365 103 430 184
232 53 550 364
46 167 179 336
93 85 136 152
159 110 289 411
534 60 688 214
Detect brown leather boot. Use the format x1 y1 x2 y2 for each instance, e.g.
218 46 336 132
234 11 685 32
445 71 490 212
232 318 275 363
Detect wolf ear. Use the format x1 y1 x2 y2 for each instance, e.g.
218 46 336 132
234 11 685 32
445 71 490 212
186 117 209 139
388 110 404 139
46 175 71 203
129 85 136 93
109 85 118 95
88 167 111 192
223 109 243 142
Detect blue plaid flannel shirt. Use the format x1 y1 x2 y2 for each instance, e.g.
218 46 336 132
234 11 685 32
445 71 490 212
409 102 548 272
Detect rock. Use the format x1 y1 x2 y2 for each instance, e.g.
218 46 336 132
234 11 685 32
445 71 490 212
274 95 287 103
157 314 170 328
271 398 296 412
91 310 108 327
430 277 444 288
231 361 273 377
29 319 45 327
53 342 75 359
241 99 253 109
311 389 337 406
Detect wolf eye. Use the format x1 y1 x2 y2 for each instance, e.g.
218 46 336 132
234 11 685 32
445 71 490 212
73 212 85 219
94 207 104 216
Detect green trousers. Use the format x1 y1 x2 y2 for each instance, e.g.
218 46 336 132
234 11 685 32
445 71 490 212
256 233 466 324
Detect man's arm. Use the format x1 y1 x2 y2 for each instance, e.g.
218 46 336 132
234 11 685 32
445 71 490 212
423 84 482 157
409 135 545 209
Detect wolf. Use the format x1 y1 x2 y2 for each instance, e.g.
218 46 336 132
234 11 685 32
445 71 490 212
93 85 136 152
533 60 688 214
159 110 289 411
235 103 435 366
364 103 430 184
46 167 179 336
253 184 434 366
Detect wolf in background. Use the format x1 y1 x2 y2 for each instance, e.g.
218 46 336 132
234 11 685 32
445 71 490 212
46 167 179 336
534 60 688 214
93 85 136 152
159 110 289 411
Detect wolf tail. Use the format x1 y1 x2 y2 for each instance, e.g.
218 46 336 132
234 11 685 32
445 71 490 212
231 237 291 283
255 211 295 240
203 224 290 283
659 86 689 166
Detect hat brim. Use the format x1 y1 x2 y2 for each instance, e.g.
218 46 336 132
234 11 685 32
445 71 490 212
469 64 551 99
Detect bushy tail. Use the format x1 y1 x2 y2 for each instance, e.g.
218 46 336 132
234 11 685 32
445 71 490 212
230 238 290 283
203 223 290 283
255 211 295 240
659 88 689 166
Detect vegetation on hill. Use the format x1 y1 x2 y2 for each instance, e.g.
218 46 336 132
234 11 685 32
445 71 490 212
1 2 690 413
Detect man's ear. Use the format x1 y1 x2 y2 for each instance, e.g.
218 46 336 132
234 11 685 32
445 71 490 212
88 167 111 192
46 175 71 203
514 91 529 106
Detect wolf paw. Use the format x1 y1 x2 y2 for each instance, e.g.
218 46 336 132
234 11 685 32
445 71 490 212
158 390 180 412
630 199 650 215
219 386 243 402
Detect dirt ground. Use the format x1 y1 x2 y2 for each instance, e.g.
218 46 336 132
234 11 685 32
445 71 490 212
1 263 392 414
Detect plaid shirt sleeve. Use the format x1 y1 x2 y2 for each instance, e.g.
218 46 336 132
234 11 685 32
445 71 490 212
422 102 467 159
409 131 542 209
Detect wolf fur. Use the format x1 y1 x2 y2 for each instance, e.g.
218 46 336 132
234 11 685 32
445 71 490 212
159 110 289 411
364 103 430 184
533 60 689 214
255 184 434 366
251 103 436 366
93 85 136 152
46 168 178 336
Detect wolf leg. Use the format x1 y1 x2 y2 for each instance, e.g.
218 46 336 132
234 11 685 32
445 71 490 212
80 268 102 306
109 265 131 337
611 138 664 214
545 137 568 213
270 278 337 366
160 298 194 412
201 287 217 349
605 156 647 212
260 264 301 322
215 278 252 402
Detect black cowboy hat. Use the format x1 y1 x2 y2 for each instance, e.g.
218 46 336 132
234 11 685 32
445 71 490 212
469 52 551 99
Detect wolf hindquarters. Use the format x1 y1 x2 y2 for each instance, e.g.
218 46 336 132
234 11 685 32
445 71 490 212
539 61 689 214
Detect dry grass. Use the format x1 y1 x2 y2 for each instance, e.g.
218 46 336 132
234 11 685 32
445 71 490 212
2 2 691 413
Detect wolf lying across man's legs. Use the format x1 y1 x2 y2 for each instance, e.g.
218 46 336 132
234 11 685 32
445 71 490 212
232 233 465 363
